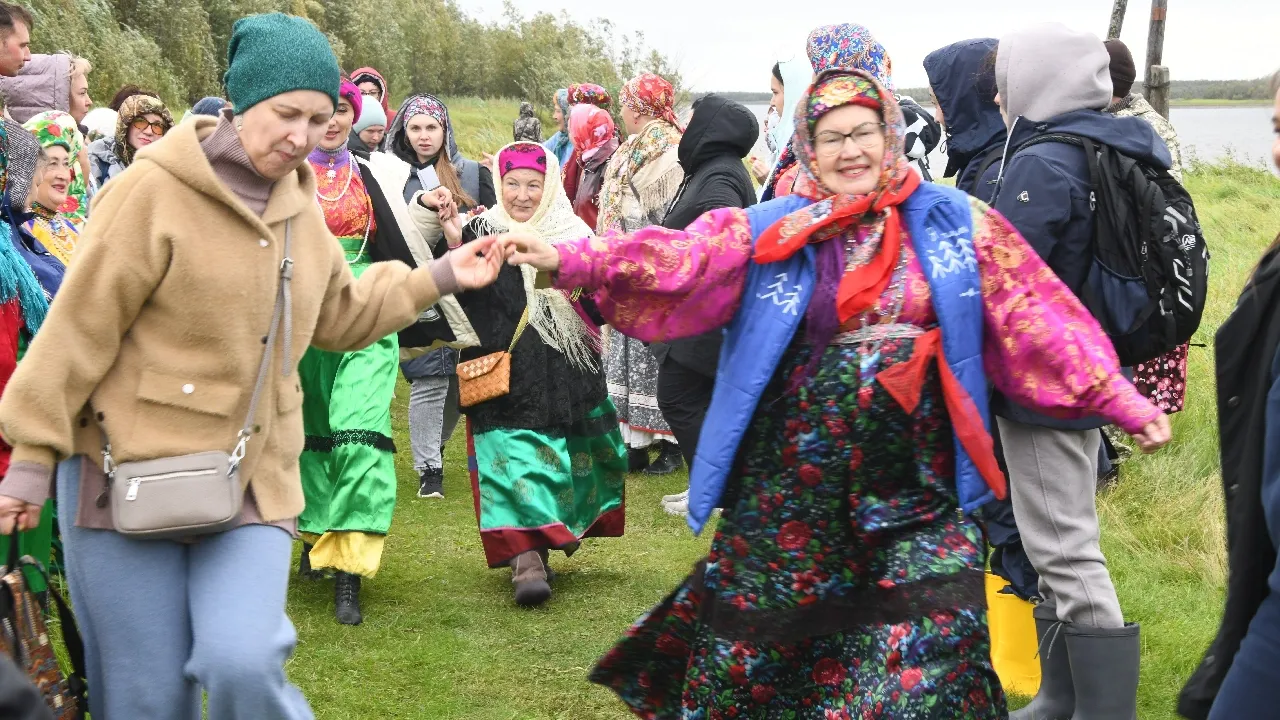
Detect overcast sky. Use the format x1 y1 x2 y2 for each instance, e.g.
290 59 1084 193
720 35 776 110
467 0 1277 91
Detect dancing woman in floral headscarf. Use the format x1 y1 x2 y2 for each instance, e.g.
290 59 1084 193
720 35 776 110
502 68 1170 717
597 72 685 474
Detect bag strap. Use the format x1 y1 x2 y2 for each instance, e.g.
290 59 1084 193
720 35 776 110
231 219 294 469
508 306 530 354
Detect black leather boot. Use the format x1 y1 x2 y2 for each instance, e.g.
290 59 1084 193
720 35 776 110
643 441 684 475
334 572 363 625
627 447 650 472
298 543 324 581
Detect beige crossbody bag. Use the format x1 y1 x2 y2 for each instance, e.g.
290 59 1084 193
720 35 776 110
101 222 294 539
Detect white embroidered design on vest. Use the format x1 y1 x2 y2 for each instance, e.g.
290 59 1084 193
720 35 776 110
758 272 803 315
925 227 977 280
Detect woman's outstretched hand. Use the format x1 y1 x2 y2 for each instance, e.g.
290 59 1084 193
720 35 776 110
1132 414 1172 453
499 232 560 272
448 235 504 290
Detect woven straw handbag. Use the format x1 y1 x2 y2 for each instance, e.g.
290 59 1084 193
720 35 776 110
457 307 529 407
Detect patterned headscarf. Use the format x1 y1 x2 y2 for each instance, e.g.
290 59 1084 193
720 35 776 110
476 141 599 373
114 94 174 167
567 83 611 109
497 142 548 176
22 111 89 226
384 93 462 167
338 78 364 124
805 24 896 92
569 104 615 160
619 73 684 132
755 69 919 385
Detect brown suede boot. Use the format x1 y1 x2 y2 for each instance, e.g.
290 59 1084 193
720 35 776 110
511 550 551 606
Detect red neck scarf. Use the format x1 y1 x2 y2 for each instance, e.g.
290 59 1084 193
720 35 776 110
753 170 921 322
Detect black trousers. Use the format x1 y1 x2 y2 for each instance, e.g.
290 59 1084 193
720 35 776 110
655 357 716 468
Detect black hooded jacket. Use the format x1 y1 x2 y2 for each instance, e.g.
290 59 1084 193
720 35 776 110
649 95 758 374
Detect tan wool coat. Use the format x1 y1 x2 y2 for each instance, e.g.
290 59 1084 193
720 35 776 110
0 117 450 523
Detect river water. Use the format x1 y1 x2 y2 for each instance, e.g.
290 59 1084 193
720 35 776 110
744 103 1277 175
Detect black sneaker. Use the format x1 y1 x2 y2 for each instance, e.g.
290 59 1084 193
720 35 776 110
418 467 444 499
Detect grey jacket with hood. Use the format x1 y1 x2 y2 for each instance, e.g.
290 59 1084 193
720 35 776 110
989 23 1172 430
0 54 71 124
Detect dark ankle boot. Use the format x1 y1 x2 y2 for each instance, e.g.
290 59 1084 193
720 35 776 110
418 467 444 499
1010 604 1074 720
334 572 363 625
298 543 324 581
627 447 650 472
643 441 684 475
511 551 551 607
1064 621 1140 720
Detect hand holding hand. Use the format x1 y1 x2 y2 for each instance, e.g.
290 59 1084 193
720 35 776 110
1132 414 1172 453
0 495 42 535
419 186 454 212
442 210 464 247
499 232 560 272
449 235 504 290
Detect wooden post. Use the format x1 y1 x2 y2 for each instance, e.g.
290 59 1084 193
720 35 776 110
1108 0 1129 39
1144 0 1170 118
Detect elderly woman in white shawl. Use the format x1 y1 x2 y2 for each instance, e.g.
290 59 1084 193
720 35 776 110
409 141 626 607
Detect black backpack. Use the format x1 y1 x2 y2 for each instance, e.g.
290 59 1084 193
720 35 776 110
994 132 1209 367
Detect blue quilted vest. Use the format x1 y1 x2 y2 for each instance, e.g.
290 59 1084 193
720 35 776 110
687 182 995 533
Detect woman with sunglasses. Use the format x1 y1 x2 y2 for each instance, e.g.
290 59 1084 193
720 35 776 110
86 94 173 189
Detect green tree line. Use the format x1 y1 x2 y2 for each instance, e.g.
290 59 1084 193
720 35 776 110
23 0 680 110
713 76 1275 106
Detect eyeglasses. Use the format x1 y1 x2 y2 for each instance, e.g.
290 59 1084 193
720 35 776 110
129 117 167 136
815 122 886 156
360 88 381 97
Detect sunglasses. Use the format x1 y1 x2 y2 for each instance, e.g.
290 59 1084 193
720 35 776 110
129 117 168 136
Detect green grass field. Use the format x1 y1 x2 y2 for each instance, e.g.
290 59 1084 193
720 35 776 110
276 100 1280 719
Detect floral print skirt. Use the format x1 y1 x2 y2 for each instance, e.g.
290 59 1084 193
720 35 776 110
590 337 1005 718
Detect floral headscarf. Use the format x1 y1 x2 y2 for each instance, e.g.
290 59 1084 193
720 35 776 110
569 104 615 161
384 93 464 168
619 73 684 132
754 69 919 384
22 111 89 226
805 24 896 92
567 83 611 109
114 94 174 168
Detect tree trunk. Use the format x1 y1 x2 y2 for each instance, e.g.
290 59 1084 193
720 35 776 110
1144 0 1170 118
1108 0 1129 39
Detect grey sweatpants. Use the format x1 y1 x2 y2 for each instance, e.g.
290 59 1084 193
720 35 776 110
56 459 313 720
996 418 1125 628
408 375 461 471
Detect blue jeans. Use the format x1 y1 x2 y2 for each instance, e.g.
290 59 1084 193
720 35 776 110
56 458 313 720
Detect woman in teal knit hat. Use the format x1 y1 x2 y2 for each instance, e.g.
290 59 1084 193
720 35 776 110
0 12 506 719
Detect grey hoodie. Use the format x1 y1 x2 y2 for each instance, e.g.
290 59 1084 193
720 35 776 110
995 23 1111 127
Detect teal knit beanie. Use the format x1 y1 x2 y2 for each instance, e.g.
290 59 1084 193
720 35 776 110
223 13 340 115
